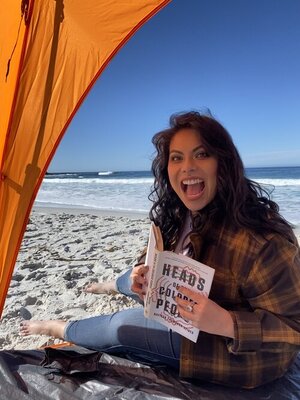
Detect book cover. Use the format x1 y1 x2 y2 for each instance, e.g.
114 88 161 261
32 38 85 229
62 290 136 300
144 223 215 342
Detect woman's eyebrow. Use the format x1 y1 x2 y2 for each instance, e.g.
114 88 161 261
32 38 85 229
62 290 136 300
169 149 183 154
192 145 204 152
169 145 204 154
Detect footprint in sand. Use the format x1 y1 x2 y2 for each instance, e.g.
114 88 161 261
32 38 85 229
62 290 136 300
11 273 25 282
24 296 37 306
26 271 47 281
21 262 44 271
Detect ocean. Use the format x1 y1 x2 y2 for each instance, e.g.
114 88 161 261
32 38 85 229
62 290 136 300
35 167 300 227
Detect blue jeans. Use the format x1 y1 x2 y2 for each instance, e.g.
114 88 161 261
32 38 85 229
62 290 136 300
116 268 142 303
64 268 181 369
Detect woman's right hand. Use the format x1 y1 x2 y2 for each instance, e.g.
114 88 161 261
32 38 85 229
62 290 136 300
130 264 149 301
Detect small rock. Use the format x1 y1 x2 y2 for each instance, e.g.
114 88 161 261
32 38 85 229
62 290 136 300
19 307 32 320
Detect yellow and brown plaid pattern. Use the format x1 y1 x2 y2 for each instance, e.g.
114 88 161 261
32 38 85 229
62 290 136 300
180 224 300 388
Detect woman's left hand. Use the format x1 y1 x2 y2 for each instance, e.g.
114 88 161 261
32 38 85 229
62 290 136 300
175 286 234 338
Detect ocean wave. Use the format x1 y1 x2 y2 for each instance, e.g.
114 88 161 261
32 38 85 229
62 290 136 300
43 177 154 185
255 178 300 186
45 173 79 178
98 171 114 176
43 177 300 186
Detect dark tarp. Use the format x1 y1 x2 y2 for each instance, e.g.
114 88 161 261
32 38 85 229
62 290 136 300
0 346 299 399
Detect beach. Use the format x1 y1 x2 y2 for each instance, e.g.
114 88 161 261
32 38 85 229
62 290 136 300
1 205 299 351
0 207 150 351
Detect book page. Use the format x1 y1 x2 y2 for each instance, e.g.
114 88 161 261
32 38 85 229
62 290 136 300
144 223 164 294
145 223 160 267
152 223 163 252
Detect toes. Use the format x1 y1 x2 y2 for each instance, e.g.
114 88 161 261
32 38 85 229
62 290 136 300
20 327 28 335
84 283 93 292
20 321 30 335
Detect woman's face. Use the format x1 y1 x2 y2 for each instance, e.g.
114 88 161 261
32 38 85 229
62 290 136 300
167 128 218 212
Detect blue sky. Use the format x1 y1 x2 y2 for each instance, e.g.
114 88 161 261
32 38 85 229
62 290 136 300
49 0 300 173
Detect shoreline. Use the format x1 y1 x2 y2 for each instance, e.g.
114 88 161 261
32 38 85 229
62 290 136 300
33 204 149 219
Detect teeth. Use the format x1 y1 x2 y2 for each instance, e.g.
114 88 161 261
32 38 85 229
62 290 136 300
182 178 203 185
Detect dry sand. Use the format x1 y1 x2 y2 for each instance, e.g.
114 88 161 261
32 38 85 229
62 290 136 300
0 207 150 350
0 206 299 351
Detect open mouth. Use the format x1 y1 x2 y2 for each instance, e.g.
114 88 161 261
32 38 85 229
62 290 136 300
181 178 205 197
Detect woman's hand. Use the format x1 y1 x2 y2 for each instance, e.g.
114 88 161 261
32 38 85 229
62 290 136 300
175 286 234 338
130 264 149 301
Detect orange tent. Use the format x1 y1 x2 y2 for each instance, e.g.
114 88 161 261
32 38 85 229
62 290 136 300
0 0 171 317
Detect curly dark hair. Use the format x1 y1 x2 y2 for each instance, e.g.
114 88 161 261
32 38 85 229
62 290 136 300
149 111 294 250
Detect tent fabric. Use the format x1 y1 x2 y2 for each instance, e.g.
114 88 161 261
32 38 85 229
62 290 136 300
0 0 171 317
0 0 29 167
1 346 300 399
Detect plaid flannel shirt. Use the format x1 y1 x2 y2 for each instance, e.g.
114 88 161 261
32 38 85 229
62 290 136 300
180 223 300 388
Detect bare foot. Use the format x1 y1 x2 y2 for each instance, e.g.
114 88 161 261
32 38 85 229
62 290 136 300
84 280 117 295
20 320 66 339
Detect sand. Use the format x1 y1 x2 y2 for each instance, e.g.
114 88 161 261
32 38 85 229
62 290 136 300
1 206 299 351
0 207 150 350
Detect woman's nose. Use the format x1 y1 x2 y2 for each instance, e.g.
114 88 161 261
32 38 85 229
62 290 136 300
182 158 196 173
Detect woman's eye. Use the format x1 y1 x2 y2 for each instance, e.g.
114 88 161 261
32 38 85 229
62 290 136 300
195 151 209 159
170 155 182 162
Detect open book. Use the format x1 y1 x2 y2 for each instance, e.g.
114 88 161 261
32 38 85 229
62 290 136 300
144 222 215 342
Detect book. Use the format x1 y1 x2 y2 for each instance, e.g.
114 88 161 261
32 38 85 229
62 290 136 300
144 222 215 342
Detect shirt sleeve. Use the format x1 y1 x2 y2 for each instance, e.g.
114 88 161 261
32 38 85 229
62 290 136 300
227 236 300 354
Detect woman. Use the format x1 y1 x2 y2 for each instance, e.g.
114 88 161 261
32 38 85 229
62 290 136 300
20 111 300 388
